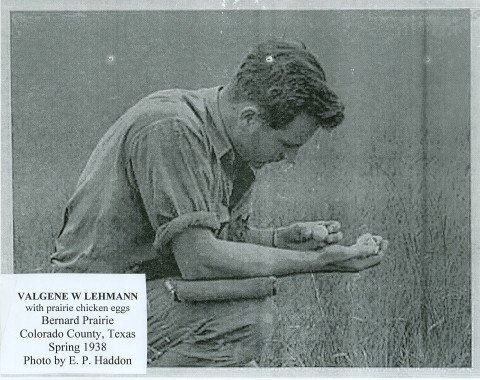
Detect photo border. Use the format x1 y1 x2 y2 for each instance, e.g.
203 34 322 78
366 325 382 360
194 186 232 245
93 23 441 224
1 0 478 378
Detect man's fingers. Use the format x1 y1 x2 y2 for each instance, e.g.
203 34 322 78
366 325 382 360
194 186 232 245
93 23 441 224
288 221 343 246
325 231 343 244
311 225 329 241
349 250 385 271
325 221 341 233
292 224 311 241
354 251 384 270
378 239 389 253
363 250 384 267
351 244 379 258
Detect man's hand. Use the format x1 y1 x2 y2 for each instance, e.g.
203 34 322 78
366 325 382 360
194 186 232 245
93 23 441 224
321 237 388 272
276 221 343 250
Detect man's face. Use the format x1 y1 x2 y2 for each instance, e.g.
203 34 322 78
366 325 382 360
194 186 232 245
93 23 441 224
235 112 319 169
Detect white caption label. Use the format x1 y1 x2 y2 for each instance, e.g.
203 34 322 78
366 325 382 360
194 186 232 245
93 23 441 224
0 274 147 375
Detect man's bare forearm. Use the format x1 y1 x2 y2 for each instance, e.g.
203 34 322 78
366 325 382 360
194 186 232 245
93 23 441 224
171 228 354 280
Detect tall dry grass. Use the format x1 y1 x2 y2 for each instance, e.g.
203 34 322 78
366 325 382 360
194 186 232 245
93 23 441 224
252 153 470 367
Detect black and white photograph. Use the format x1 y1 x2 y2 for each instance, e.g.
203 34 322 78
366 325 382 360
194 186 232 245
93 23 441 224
1 0 478 375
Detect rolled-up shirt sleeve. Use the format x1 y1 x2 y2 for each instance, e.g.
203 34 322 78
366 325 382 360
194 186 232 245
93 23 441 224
127 118 228 252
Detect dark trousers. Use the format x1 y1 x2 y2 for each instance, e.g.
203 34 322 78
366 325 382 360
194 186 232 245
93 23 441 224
146 278 275 367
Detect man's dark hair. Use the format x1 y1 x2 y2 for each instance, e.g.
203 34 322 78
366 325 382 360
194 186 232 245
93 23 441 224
227 39 345 130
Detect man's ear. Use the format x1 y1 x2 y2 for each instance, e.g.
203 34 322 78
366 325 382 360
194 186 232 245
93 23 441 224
238 106 262 133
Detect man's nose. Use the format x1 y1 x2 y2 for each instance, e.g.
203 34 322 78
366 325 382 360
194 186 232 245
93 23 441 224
284 147 300 164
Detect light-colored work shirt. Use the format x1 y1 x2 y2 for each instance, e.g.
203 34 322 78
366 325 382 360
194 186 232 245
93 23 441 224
51 87 255 278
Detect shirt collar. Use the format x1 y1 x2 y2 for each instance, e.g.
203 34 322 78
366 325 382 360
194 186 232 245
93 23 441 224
204 86 234 160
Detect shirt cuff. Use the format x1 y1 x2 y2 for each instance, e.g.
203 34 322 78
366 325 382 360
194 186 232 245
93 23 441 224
153 211 223 251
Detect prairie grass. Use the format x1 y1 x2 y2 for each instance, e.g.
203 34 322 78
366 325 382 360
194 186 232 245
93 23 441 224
251 155 471 367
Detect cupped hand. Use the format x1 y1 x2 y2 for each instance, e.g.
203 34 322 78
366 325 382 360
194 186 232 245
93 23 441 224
276 220 343 250
322 239 388 272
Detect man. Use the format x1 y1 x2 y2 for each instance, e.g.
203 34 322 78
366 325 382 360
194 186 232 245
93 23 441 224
51 39 386 367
